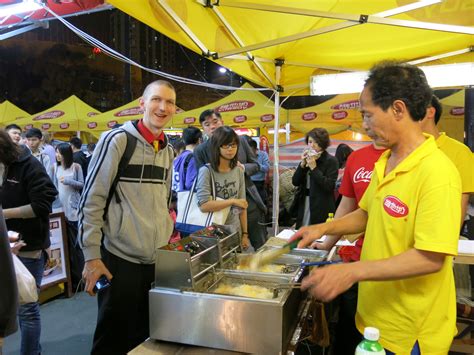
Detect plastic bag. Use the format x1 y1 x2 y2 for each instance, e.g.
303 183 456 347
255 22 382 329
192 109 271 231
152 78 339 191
12 254 38 304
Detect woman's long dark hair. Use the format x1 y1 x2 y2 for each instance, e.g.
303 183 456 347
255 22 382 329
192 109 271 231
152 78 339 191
56 143 74 169
335 143 353 168
0 129 20 165
209 126 239 172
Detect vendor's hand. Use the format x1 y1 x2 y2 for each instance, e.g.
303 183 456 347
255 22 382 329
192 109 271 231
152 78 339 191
232 199 248 209
301 262 358 302
241 235 251 250
291 224 326 248
306 156 317 170
310 235 337 251
82 259 113 296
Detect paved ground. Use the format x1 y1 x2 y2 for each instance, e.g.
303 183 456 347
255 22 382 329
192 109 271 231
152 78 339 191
3 291 97 355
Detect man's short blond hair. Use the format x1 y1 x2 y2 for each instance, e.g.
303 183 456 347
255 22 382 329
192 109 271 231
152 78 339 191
142 80 175 100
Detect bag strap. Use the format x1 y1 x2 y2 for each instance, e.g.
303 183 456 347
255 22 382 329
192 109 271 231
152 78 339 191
181 165 216 224
183 152 193 178
205 164 217 200
103 130 137 220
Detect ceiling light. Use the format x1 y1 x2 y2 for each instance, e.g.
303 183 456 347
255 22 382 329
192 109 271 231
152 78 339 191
310 62 474 95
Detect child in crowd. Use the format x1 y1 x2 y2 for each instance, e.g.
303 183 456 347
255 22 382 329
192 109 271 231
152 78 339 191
196 126 250 249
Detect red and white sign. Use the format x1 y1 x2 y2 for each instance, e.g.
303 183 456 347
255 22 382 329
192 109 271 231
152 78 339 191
107 120 118 128
25 124 33 130
88 122 98 129
114 107 143 117
331 100 360 110
234 115 247 123
215 100 255 113
59 123 70 129
332 111 348 120
183 117 196 124
87 112 99 117
450 107 464 116
33 110 65 120
383 195 409 218
353 167 372 183
41 123 51 130
260 114 274 122
302 112 317 121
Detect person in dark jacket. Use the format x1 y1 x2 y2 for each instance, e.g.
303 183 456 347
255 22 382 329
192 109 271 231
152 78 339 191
292 128 338 228
70 136 89 180
0 207 19 351
0 129 57 355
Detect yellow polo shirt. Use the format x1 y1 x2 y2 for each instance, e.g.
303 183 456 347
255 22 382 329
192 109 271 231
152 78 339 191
356 135 461 355
437 133 474 193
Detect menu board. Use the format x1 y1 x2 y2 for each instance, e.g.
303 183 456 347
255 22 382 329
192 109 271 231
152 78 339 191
41 212 70 290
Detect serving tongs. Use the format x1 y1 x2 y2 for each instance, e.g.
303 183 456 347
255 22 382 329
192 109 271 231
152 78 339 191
271 282 302 298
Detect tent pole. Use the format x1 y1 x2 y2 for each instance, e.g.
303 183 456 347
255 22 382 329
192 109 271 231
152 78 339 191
272 60 283 236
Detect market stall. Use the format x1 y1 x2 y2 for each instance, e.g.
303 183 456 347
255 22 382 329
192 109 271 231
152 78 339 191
107 0 473 232
0 100 29 124
171 82 285 129
5 95 101 140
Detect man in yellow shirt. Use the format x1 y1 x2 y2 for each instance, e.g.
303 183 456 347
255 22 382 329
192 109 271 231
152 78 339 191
420 95 474 225
293 61 461 354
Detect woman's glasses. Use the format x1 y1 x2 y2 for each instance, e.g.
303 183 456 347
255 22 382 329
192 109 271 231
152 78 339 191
220 143 238 150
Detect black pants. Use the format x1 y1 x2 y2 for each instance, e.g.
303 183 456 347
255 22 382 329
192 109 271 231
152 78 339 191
247 198 267 251
332 283 362 355
91 249 155 355
65 220 85 290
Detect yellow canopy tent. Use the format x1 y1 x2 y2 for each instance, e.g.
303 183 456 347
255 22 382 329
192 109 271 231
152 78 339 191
80 99 186 138
0 100 29 124
439 89 465 142
288 93 363 135
106 0 474 230
171 83 285 129
107 0 473 95
7 95 100 139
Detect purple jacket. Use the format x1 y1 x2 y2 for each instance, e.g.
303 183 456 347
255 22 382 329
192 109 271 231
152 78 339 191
172 150 198 192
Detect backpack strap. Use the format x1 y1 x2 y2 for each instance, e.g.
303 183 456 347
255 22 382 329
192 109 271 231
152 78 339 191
183 151 193 178
103 130 137 220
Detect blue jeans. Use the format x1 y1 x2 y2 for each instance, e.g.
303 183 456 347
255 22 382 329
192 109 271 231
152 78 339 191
386 341 420 355
18 253 45 355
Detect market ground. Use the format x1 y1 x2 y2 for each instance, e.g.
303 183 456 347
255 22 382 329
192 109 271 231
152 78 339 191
3 291 96 355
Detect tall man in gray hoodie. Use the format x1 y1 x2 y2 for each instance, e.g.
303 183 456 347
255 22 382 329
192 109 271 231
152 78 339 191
79 80 176 354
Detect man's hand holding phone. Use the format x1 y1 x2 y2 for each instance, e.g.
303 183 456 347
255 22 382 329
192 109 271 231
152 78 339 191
82 259 113 296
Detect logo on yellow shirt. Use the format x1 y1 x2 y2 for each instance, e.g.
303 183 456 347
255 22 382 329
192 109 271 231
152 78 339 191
383 196 409 217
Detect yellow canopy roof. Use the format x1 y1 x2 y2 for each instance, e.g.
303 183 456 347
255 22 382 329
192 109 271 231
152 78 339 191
441 89 465 107
107 0 473 95
8 95 100 133
288 93 362 134
171 83 285 128
0 100 29 124
438 89 466 142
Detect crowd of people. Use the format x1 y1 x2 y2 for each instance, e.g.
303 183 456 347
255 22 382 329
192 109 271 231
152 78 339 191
0 61 473 355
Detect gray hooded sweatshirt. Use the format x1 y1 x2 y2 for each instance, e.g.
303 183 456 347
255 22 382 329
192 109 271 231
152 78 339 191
78 120 174 264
